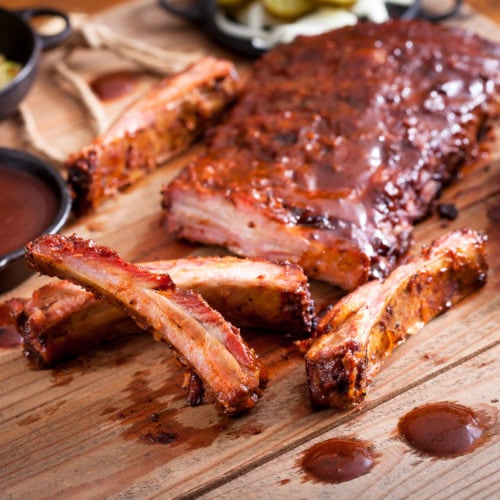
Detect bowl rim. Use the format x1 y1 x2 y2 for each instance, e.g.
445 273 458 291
0 147 71 270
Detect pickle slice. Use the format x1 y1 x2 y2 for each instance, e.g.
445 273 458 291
0 55 21 89
262 0 316 20
317 0 357 6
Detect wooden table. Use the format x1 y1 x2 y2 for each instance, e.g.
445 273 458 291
5 0 500 22
1 1 499 498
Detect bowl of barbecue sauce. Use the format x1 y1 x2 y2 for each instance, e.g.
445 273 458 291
0 147 71 292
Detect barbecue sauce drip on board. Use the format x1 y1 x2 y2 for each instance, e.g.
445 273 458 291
398 402 485 457
0 303 22 348
301 438 376 483
0 166 58 256
89 71 139 101
487 204 500 222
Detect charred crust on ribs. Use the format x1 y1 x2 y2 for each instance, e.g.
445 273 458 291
9 256 316 368
67 57 243 215
305 229 488 409
25 234 267 414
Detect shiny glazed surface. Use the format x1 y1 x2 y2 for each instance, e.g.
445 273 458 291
0 165 58 256
89 70 139 101
398 401 485 457
167 20 500 282
301 438 376 483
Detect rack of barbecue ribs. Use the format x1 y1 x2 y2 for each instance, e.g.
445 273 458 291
25 235 267 415
162 20 500 290
67 56 242 215
8 256 315 368
305 229 488 410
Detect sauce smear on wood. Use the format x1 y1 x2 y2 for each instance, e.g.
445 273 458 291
398 401 484 457
487 204 500 222
301 438 376 483
0 303 22 348
0 166 58 255
90 71 139 101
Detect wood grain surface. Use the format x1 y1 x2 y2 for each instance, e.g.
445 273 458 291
0 0 499 498
2 0 500 22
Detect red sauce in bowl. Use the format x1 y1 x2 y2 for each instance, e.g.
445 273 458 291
0 165 59 255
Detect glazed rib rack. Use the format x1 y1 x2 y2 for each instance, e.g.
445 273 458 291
163 20 500 290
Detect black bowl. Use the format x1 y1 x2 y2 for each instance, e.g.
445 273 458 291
158 0 464 57
0 7 71 119
0 148 72 293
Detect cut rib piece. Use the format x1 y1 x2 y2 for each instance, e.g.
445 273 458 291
162 20 500 290
25 235 267 414
9 256 314 368
7 282 134 368
67 56 242 215
305 229 488 409
145 257 315 335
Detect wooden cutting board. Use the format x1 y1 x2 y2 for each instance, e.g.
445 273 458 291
0 1 499 498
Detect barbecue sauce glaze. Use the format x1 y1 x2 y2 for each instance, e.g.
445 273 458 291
165 20 500 284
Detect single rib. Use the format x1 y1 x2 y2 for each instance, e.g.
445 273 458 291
67 56 242 214
305 229 488 409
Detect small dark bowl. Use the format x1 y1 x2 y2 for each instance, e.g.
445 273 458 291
0 6 71 119
0 148 72 293
158 0 463 57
